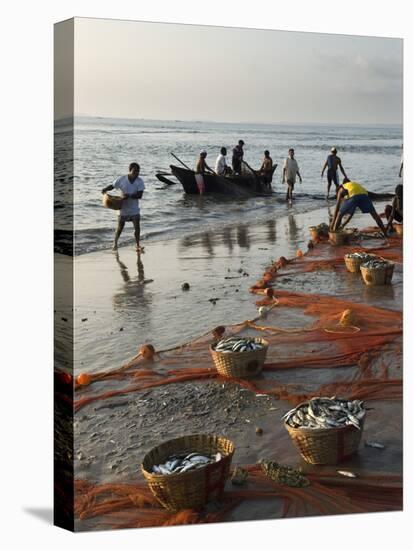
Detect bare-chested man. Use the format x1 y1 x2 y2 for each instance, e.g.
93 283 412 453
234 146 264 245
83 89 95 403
321 147 348 200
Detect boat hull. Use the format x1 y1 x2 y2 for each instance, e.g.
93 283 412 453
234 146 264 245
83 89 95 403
170 165 274 196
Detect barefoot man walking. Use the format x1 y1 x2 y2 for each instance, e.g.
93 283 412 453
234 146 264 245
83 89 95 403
102 162 145 252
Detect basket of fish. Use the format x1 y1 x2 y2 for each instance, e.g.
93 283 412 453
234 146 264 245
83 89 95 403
102 192 124 210
283 397 366 465
344 252 377 273
328 230 349 246
309 223 329 241
210 337 269 378
360 258 395 286
141 434 235 511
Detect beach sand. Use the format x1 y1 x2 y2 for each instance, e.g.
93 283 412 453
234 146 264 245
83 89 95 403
54 201 403 530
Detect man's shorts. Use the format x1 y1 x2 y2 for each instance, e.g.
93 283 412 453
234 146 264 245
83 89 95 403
327 169 339 186
340 194 374 216
119 214 140 223
287 178 295 188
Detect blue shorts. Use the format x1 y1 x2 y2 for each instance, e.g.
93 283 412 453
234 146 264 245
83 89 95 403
340 194 374 216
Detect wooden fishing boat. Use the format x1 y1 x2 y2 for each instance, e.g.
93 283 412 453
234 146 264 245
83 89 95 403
169 164 277 196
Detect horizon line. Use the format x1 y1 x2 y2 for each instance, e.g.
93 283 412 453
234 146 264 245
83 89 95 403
55 114 403 127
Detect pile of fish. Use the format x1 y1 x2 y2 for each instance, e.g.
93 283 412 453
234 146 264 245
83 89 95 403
346 252 376 262
213 337 264 353
360 258 389 270
260 460 310 487
283 396 366 430
151 451 222 475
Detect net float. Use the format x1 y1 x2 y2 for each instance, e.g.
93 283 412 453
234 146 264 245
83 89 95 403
76 373 92 386
140 344 155 360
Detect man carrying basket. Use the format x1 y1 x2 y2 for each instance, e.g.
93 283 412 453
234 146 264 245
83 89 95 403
102 162 145 252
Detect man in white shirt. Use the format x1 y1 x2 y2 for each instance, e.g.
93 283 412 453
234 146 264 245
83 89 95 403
215 147 230 175
282 148 302 204
102 162 145 252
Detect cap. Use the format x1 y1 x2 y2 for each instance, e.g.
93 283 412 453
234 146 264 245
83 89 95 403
331 147 337 153
200 150 207 155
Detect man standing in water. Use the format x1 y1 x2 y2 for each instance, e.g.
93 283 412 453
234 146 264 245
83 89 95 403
282 148 302 204
195 150 214 194
232 140 245 174
101 162 145 252
321 147 348 200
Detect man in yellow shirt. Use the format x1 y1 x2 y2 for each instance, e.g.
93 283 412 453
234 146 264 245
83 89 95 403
330 177 387 235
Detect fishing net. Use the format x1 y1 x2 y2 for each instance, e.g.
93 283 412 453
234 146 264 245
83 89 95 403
56 225 402 529
73 468 402 530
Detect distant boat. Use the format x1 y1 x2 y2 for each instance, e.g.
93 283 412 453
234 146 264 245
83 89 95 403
167 164 277 196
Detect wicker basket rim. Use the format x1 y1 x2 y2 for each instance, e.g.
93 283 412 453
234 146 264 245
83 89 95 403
284 417 364 434
210 337 269 353
104 192 123 198
141 434 235 478
344 253 377 259
360 262 394 270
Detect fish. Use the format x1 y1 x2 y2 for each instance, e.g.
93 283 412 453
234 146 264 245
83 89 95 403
365 440 385 449
284 397 366 431
214 337 264 353
152 450 221 475
337 470 358 478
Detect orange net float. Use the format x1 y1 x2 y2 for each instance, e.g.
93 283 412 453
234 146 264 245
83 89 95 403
139 344 155 360
76 373 92 386
296 250 303 258
57 371 73 385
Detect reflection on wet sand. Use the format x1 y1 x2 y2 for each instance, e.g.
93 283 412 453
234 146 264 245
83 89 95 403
112 252 153 317
266 219 277 243
287 214 299 241
179 224 252 255
236 225 250 249
201 233 215 256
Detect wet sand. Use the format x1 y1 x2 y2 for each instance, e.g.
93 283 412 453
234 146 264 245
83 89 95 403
63 202 390 375
61 201 402 530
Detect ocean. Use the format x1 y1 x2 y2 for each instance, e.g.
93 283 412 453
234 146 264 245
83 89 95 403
54 116 402 255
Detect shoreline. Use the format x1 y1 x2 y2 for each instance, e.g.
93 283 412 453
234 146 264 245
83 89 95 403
65 205 332 374
56 201 393 375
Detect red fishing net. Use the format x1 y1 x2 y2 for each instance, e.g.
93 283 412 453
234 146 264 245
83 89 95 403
59 226 402 529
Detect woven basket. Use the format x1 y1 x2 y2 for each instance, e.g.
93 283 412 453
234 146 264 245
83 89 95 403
285 418 364 465
394 223 403 236
344 254 377 273
141 434 235 511
328 231 348 246
309 227 319 241
210 338 268 378
102 193 123 210
309 226 328 241
360 262 394 286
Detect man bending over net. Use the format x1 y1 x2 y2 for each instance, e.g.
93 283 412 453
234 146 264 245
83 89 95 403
330 177 387 236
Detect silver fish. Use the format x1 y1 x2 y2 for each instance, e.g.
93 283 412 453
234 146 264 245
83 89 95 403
337 470 358 478
365 441 385 449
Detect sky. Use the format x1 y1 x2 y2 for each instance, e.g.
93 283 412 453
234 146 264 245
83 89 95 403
56 17 403 124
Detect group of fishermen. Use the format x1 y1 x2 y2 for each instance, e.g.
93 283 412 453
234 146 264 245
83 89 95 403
102 143 403 251
195 140 302 203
